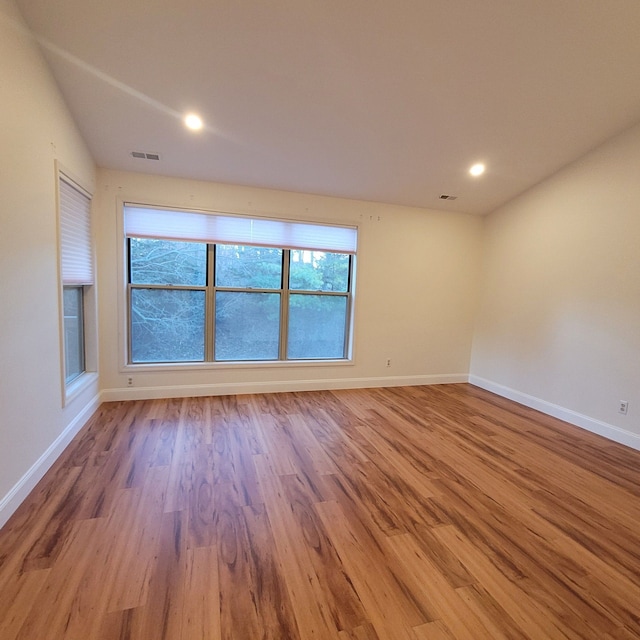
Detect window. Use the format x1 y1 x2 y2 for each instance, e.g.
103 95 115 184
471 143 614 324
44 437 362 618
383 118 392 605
124 205 357 364
214 245 283 361
129 238 207 363
63 286 85 383
287 250 350 359
59 175 94 385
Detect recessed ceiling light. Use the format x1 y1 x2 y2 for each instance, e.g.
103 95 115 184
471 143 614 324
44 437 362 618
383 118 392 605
469 163 486 177
184 113 203 131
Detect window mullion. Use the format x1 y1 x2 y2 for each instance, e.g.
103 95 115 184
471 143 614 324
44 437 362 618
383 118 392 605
128 284 207 291
283 290 347 297
206 244 215 361
280 249 290 361
343 255 354 358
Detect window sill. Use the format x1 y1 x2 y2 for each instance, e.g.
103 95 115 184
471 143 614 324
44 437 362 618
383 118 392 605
64 371 98 406
121 358 354 374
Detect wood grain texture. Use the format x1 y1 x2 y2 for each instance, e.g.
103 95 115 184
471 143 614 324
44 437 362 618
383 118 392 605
1 384 640 639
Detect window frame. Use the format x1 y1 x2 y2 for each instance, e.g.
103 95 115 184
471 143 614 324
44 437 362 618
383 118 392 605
126 238 355 365
212 244 284 362
62 285 86 383
56 166 98 404
127 240 210 364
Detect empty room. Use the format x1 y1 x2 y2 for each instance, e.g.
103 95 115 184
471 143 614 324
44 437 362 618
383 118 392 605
1 0 639 638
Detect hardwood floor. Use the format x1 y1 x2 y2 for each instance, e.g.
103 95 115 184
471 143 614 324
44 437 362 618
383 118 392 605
1 383 640 639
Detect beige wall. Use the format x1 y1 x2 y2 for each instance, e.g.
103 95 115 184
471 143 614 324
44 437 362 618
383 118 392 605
96 170 482 398
471 122 640 443
0 0 96 523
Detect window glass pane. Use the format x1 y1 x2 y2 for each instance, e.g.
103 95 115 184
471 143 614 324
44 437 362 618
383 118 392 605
215 292 280 360
130 238 206 286
287 294 347 359
289 251 349 292
131 289 205 362
63 286 84 382
215 245 282 289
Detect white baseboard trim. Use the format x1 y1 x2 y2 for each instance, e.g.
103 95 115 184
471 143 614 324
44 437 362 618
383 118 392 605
469 375 640 451
0 392 101 530
101 373 469 402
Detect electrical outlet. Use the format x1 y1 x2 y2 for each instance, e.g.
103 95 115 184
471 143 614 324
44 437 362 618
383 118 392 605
386 358 391 367
127 376 134 387
619 400 628 415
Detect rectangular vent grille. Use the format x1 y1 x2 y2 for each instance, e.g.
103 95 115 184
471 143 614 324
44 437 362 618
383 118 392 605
131 151 161 161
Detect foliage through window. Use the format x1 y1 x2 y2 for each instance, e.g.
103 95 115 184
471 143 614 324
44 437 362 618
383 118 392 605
128 239 354 364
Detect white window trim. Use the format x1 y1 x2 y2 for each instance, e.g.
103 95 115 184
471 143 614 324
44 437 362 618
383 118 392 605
56 163 98 406
116 198 360 373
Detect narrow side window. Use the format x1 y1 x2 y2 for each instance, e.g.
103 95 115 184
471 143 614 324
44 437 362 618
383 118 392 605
59 175 93 388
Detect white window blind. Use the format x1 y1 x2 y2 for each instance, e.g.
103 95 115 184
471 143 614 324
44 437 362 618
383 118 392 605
60 177 93 285
124 205 358 254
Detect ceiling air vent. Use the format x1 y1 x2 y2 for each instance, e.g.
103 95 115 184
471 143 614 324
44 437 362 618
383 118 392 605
131 151 161 160
439 194 458 200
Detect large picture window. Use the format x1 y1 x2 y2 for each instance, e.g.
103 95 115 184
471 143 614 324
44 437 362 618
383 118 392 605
125 205 357 365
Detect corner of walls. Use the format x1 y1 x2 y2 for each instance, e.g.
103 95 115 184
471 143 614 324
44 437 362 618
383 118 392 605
470 121 640 451
469 375 640 452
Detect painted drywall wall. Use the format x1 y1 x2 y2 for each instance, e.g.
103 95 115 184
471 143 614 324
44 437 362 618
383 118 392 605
96 169 483 399
0 0 97 524
471 122 640 445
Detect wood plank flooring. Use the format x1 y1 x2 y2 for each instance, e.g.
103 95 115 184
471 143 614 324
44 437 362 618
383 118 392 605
1 383 640 639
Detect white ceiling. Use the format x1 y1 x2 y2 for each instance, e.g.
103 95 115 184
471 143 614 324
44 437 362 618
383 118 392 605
15 0 640 214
